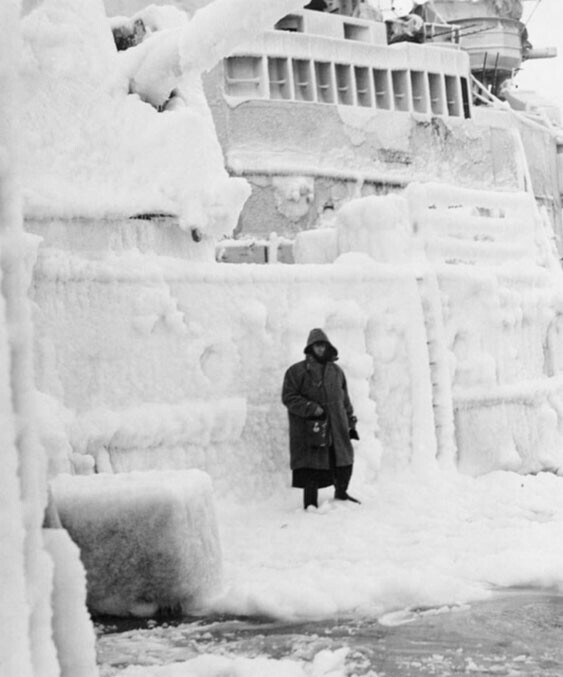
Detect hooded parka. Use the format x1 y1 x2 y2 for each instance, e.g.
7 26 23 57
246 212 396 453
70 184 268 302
282 329 355 473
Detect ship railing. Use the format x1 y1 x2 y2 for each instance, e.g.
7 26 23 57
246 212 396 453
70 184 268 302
517 109 560 131
470 74 505 107
216 233 294 265
472 74 562 136
422 22 460 46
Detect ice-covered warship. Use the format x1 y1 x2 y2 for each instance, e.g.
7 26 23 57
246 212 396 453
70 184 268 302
205 0 562 258
23 0 563 620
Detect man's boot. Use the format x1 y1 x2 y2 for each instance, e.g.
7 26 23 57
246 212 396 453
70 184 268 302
303 485 318 509
334 485 361 503
334 488 361 504
334 466 361 504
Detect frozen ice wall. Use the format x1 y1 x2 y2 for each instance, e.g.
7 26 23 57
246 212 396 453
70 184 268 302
33 182 563 492
405 184 563 476
0 6 41 674
0 3 55 675
32 255 438 497
300 183 563 475
1 3 97 676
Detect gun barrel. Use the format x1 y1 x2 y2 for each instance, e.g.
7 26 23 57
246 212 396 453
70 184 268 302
525 47 557 60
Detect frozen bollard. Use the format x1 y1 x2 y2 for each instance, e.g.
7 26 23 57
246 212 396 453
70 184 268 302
51 470 222 617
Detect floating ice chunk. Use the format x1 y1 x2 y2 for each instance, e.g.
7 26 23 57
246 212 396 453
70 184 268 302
312 647 349 675
112 647 350 676
51 470 222 617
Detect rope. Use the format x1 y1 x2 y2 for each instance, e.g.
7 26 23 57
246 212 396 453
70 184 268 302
523 0 544 28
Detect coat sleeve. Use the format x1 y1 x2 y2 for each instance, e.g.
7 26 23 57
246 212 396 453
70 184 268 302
282 365 319 418
340 369 356 428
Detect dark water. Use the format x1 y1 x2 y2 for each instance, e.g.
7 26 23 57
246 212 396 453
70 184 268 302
97 589 563 675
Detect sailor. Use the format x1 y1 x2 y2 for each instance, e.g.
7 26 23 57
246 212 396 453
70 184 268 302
112 17 147 51
325 0 345 14
282 328 360 510
353 0 383 21
303 0 328 10
388 11 424 43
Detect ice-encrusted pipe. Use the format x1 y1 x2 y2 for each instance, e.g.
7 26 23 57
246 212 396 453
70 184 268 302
0 3 62 676
415 271 458 470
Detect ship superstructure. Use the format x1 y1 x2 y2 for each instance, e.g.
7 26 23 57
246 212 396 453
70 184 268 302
15 0 563 625
201 1 562 261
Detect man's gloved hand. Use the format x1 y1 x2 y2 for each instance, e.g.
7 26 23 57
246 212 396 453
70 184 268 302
313 405 324 417
349 428 360 441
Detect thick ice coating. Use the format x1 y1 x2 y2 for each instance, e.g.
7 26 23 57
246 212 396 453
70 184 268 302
4 1 563 676
51 470 222 617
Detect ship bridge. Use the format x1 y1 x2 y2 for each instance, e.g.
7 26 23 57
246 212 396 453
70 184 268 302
202 8 493 243
217 9 471 119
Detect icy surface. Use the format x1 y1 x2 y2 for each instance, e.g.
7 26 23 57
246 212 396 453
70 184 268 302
51 470 222 616
33 257 430 487
206 469 563 621
95 470 563 676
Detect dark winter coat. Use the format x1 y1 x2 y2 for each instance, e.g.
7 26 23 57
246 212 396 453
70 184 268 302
282 329 355 471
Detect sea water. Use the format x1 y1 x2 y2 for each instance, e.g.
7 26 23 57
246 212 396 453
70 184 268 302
97 588 563 676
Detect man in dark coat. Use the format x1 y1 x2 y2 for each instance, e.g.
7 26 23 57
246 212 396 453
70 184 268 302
282 328 360 509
